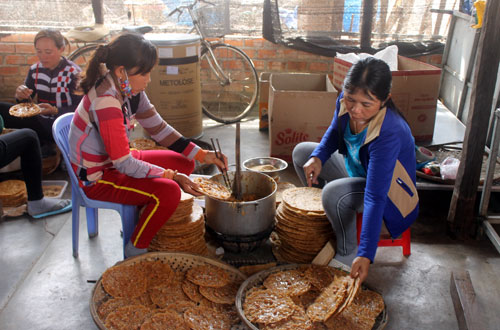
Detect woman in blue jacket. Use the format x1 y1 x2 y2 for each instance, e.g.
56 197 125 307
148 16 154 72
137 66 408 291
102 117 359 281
292 57 419 283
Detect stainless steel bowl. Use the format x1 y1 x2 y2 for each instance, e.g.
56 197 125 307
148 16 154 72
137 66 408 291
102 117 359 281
242 157 288 179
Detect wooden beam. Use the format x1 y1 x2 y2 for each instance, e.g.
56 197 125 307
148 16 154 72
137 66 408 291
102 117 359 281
450 271 484 330
92 0 104 25
360 0 374 51
447 0 500 239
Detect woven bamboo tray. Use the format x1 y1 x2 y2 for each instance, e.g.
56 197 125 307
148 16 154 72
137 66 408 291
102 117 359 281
90 251 248 330
235 263 388 330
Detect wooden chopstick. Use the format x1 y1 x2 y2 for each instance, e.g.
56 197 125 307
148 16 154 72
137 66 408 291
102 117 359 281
210 138 231 189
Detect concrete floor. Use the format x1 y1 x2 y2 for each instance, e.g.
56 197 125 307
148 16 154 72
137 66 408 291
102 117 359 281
1 110 500 330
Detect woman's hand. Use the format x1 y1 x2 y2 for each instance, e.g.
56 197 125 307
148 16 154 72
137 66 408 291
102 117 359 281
38 103 58 116
303 157 322 187
350 256 370 283
203 150 228 172
15 85 33 101
173 172 203 196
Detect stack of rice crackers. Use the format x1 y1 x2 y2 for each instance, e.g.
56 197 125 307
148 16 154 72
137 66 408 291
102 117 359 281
95 259 243 329
243 265 384 329
274 187 334 263
0 179 27 207
149 191 208 255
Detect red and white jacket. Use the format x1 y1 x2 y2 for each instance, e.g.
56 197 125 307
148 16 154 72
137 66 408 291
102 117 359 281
68 73 202 182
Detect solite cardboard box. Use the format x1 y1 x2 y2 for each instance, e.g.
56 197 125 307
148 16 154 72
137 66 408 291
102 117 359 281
269 73 338 162
333 55 441 142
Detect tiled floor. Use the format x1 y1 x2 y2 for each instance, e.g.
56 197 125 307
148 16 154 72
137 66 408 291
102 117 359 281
1 109 500 329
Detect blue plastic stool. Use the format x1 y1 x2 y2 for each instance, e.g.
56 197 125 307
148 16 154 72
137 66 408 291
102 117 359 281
52 113 137 258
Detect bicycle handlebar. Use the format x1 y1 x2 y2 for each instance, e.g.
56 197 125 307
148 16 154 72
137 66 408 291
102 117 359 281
167 0 216 18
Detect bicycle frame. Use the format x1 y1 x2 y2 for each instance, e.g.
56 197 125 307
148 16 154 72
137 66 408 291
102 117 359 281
174 1 231 87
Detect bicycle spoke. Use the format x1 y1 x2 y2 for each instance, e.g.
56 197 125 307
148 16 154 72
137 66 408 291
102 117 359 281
200 44 258 124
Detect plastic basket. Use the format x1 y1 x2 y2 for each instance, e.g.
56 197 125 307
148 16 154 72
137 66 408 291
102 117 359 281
194 4 228 38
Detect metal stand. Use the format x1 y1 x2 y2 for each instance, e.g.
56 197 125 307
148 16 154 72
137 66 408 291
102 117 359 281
478 109 500 253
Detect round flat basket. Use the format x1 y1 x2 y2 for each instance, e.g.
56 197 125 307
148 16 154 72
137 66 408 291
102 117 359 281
90 251 247 330
235 263 388 330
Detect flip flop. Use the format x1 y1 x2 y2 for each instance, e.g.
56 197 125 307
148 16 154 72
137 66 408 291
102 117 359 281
31 202 72 219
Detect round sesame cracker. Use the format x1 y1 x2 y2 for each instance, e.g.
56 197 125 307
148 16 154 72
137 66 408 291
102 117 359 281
243 289 296 324
9 103 41 118
140 310 190 330
304 265 337 291
282 187 324 213
181 279 204 303
260 305 313 330
199 281 239 304
104 304 151 330
183 305 232 330
146 259 175 288
186 264 231 288
263 269 311 296
101 264 148 299
193 177 231 200
149 281 189 308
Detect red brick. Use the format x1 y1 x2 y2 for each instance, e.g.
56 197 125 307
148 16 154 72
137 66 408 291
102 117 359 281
287 61 308 71
18 33 36 43
258 49 277 59
283 49 298 58
244 38 265 48
0 43 15 53
5 55 26 65
309 62 329 72
252 60 266 71
15 44 35 54
225 39 244 47
0 32 36 43
243 49 257 59
19 66 29 76
0 66 19 75
27 55 38 64
267 61 287 71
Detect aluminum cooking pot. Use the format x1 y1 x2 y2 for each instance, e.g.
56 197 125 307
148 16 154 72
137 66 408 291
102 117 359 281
205 170 277 236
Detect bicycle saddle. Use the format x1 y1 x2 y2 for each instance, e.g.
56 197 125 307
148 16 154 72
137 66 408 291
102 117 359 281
122 25 153 35
65 24 110 43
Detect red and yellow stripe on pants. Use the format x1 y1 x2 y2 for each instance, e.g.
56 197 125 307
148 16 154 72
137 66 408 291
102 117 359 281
82 150 195 248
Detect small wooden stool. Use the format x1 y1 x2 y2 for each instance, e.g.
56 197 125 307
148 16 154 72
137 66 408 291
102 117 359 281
356 213 411 256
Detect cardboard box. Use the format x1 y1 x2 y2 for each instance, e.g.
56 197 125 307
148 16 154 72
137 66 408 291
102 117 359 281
333 55 441 142
269 73 338 161
259 72 271 131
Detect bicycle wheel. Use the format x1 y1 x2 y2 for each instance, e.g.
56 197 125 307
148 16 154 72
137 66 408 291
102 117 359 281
68 43 99 73
200 43 259 124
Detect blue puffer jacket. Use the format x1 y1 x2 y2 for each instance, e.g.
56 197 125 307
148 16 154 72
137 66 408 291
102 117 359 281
311 93 419 262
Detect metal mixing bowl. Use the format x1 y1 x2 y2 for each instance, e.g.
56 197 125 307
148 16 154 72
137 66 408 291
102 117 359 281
242 157 288 178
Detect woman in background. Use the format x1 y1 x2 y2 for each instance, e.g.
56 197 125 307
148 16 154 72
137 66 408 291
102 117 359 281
0 29 81 155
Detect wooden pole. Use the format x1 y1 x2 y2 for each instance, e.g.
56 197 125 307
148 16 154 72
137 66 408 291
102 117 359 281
360 0 374 51
92 0 104 25
447 0 500 239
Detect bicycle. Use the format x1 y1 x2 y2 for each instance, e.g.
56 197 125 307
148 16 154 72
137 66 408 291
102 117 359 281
68 0 259 124
168 0 259 124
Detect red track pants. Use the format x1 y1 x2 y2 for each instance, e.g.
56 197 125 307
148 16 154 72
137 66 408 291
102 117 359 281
83 149 195 248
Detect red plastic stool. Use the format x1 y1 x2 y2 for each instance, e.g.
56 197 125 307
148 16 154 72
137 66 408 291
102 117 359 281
356 213 411 256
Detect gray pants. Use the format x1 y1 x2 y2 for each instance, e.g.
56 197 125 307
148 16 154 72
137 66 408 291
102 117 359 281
292 142 366 258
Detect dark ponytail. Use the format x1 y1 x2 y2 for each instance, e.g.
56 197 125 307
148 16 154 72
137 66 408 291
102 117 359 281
343 57 407 121
79 33 158 94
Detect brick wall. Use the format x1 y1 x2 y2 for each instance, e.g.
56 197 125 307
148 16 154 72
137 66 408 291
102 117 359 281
0 32 442 103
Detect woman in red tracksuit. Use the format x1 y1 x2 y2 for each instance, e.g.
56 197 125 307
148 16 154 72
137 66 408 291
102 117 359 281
68 33 227 258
